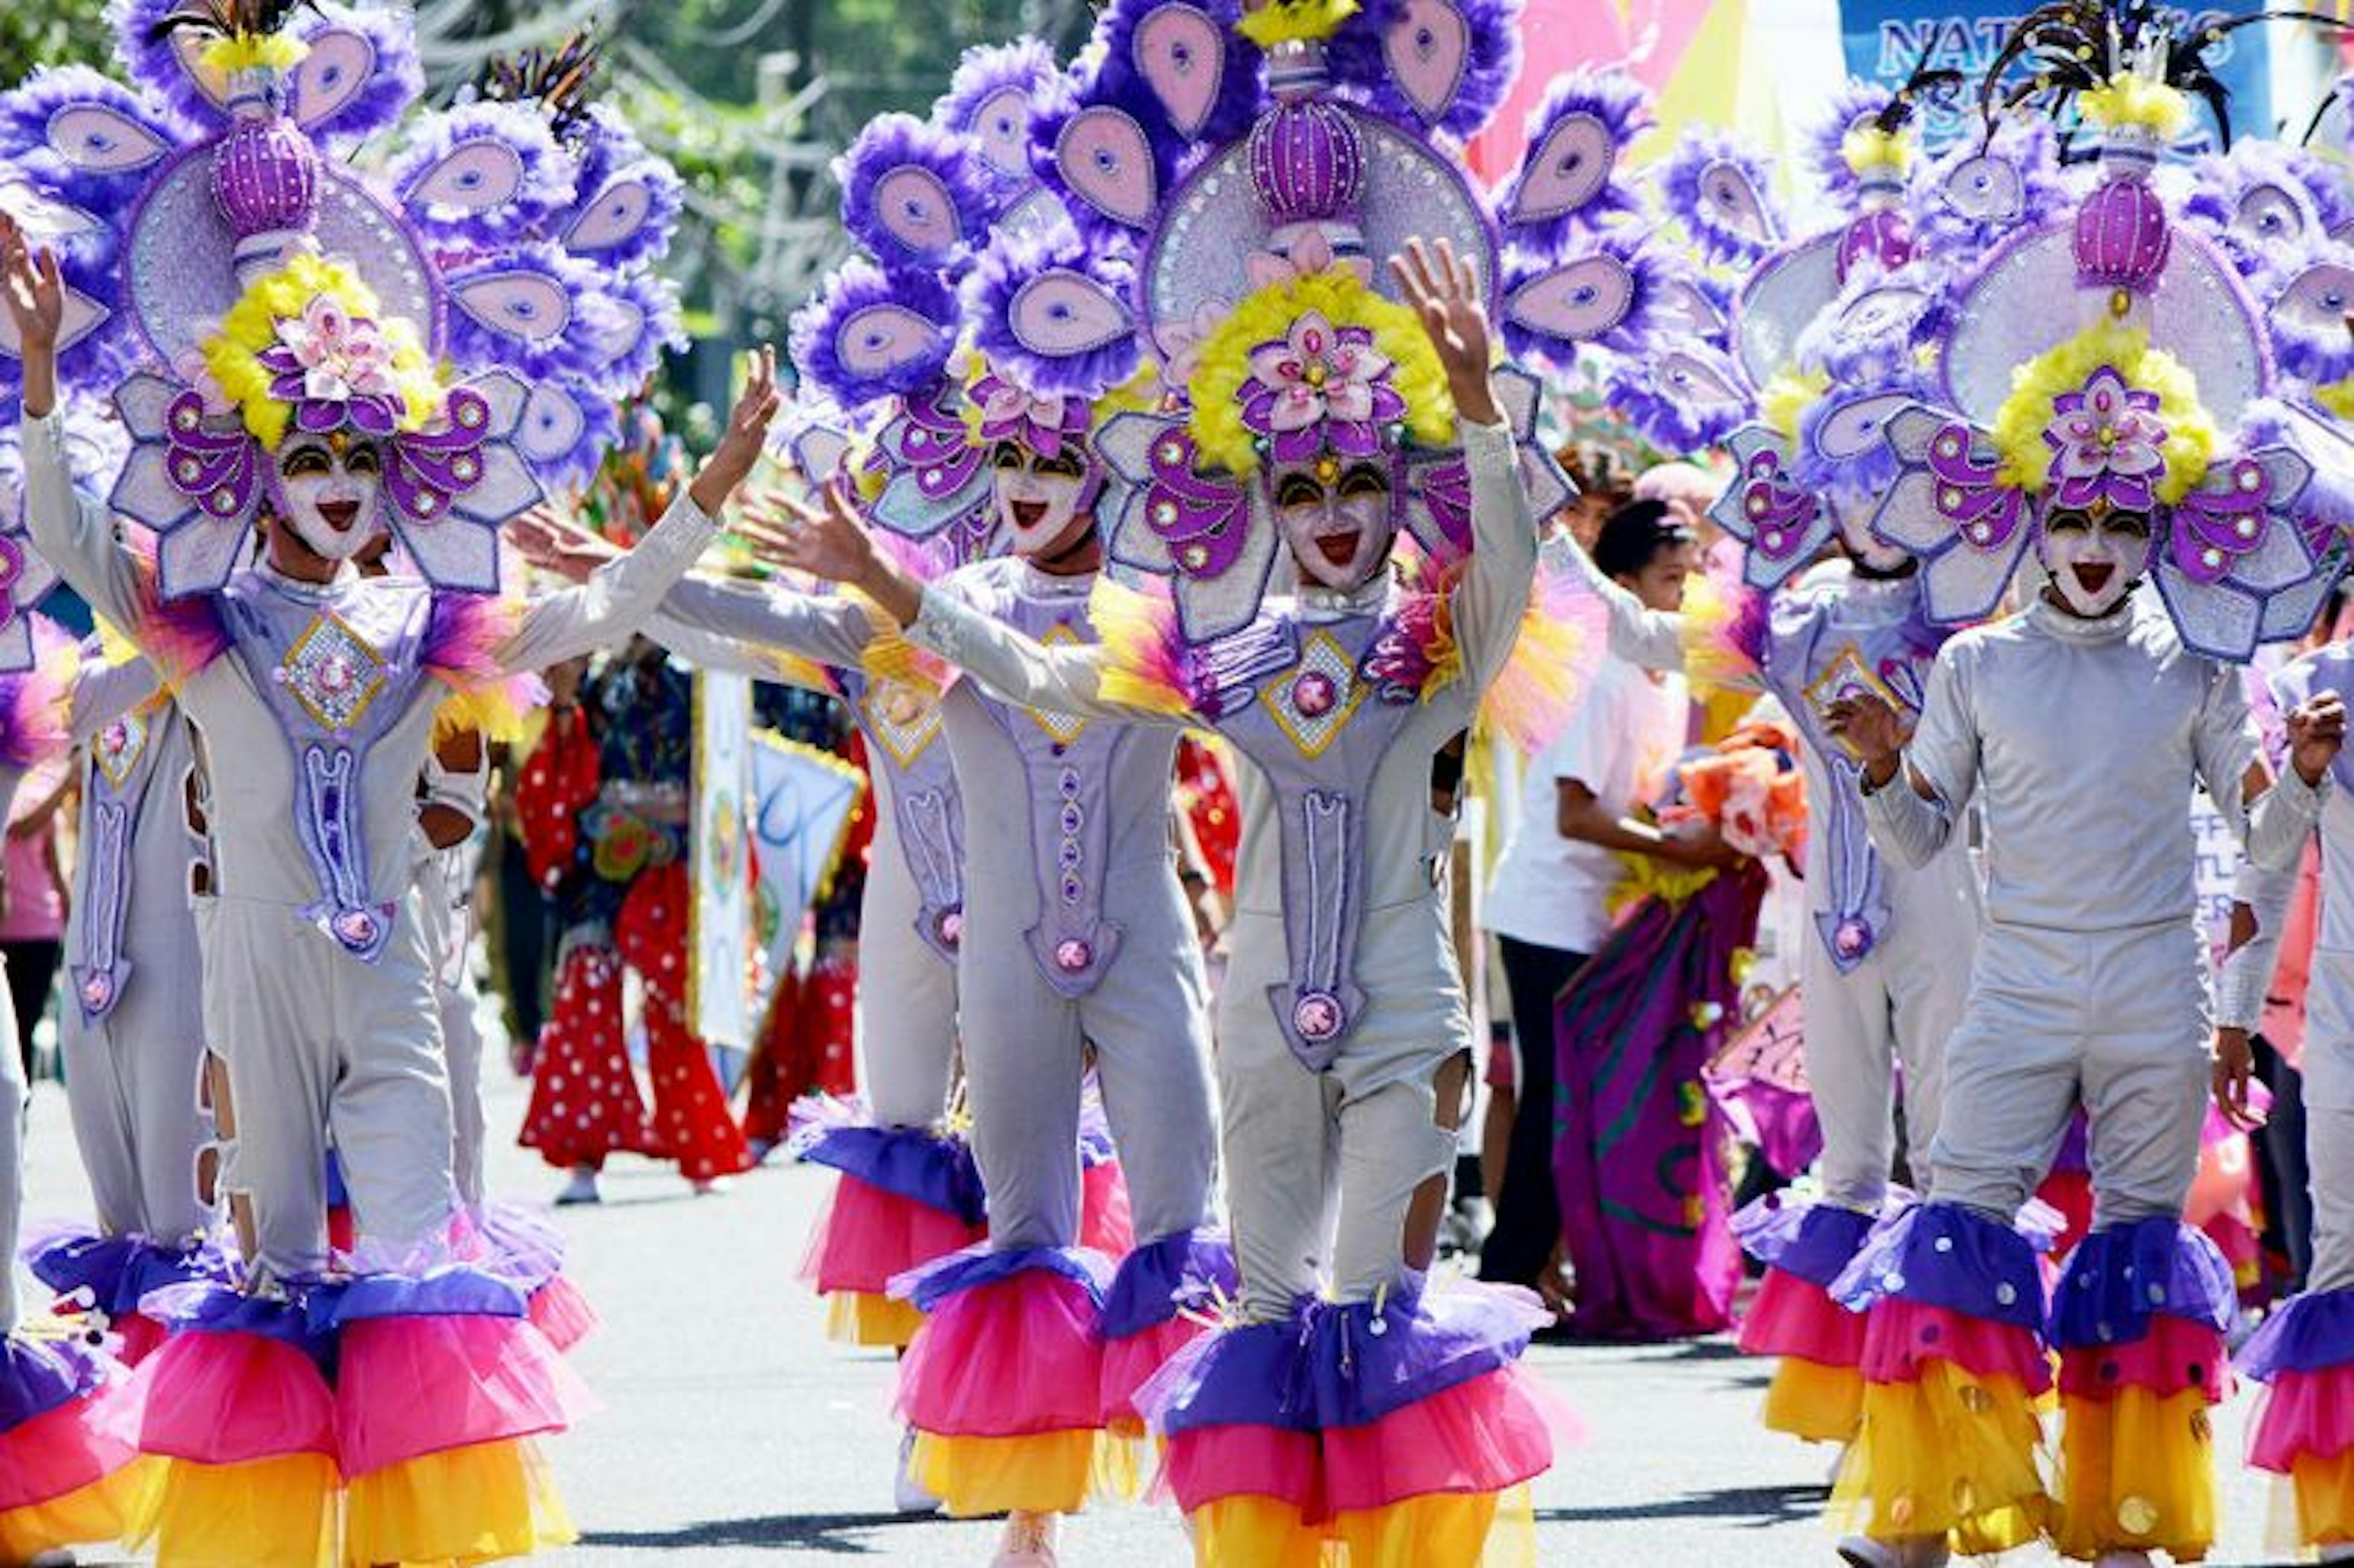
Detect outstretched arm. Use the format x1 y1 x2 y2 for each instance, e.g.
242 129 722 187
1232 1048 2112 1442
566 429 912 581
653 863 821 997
1390 237 1536 691
497 348 782 672
2215 678 2337 874
1832 652 1976 868
749 479 1180 725
5 215 145 636
67 650 161 745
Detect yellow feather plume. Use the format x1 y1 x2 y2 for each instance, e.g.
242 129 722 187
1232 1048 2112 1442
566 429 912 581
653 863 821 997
1989 322 2214 504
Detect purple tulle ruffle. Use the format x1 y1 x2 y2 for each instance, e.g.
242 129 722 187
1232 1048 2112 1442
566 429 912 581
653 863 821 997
2047 1217 2236 1350
0 1336 103 1431
1731 1195 1874 1290
1100 1228 1235 1339
891 1243 1110 1314
797 1124 988 1227
1830 1201 2044 1334
2238 1285 2354 1382
1146 1283 1549 1435
26 1226 226 1317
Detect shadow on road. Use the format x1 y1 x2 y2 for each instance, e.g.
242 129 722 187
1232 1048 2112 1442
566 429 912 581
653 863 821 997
579 1512 939 1554
1538 1482 1827 1528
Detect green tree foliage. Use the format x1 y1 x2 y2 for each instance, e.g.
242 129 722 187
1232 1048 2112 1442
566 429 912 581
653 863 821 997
0 0 112 83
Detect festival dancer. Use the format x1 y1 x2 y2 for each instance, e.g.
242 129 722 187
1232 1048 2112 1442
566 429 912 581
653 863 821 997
0 8 774 1561
2216 647 2354 1562
761 0 1683 1535
1811 12 2354 1561
0 612 158 1564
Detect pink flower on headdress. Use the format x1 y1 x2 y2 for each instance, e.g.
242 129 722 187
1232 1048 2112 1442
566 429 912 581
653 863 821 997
170 349 232 416
2044 366 2166 515
259 294 409 437
971 371 1088 460
1243 227 1374 294
1240 311 1406 464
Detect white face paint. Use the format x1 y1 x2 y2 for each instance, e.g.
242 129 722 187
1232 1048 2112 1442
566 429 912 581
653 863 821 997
991 440 1094 560
1270 452 1396 591
1833 499 1911 575
2038 506 2152 618
275 435 384 562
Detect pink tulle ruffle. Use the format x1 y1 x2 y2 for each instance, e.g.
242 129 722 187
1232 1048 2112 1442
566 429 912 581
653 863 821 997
126 1331 337 1464
1861 1300 2052 1394
527 1276 600 1354
0 1384 140 1512
800 1176 985 1298
335 1314 580 1479
1163 1366 1561 1518
895 1270 1103 1439
2057 1315 2228 1404
2251 1364 2354 1473
1081 1160 1135 1260
1740 1268 1865 1367
1102 1314 1206 1431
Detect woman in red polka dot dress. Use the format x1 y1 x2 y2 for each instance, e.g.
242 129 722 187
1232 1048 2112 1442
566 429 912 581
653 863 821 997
517 642 755 1201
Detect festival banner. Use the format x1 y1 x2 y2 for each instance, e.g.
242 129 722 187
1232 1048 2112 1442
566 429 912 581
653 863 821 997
689 668 754 1049
747 731 867 1014
1837 2 2272 151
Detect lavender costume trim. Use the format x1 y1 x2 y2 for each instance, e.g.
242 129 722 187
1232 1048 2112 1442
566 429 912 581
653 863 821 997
1729 1194 1875 1289
0 1337 105 1433
1830 1201 2046 1336
795 1124 988 1227
2238 1285 2354 1382
2047 1217 2236 1349
1144 1282 1549 1435
71 713 150 1021
1100 1227 1237 1339
889 1243 1113 1314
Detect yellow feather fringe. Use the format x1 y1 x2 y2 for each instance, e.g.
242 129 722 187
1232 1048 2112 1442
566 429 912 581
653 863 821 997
2079 73 2192 138
198 31 310 74
1187 269 1453 477
432 685 532 746
1989 322 2214 503
204 252 441 452
1089 577 1197 718
1235 0 1362 47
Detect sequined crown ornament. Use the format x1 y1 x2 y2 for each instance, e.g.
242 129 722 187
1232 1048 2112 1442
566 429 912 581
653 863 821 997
1855 0 2354 660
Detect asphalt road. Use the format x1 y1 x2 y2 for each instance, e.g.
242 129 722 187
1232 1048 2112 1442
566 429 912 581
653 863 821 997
16 1070 2318 1567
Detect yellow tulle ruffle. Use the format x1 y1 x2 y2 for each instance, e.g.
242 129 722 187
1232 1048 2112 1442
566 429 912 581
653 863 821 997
2052 1388 2216 1562
2290 1448 2354 1549
825 1290 926 1349
343 1436 575 1567
1761 1357 1865 1445
1189 1484 1537 1567
0 1456 159 1562
1829 1366 2047 1556
908 1428 1136 1518
144 1453 340 1568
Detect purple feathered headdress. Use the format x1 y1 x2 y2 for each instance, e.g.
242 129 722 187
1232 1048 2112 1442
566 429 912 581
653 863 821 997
2252 237 2354 389
577 267 687 397
1604 345 1750 457
838 113 1000 278
1495 67 1650 257
1498 226 1681 373
557 104 685 272
0 67 189 213
386 102 576 251
440 242 610 386
1791 361 1941 503
963 225 1141 403
1908 116 2065 280
1325 0 1523 142
2184 139 2354 281
934 37 1070 196
288 1 423 147
1656 130 1783 267
1804 82 1894 204
105 0 223 131
789 260 960 409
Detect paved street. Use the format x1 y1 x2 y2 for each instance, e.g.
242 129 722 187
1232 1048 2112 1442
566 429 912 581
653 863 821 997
18 1071 2315 1567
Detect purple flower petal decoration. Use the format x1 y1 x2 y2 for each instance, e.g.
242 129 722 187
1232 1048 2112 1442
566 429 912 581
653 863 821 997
837 113 1000 278
962 223 1140 402
790 260 959 409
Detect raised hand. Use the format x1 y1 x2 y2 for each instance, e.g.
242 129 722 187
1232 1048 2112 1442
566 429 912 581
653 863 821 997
0 211 64 416
1388 236 1498 427
510 504 622 585
1824 691 1908 769
2288 690 2347 788
688 345 783 517
741 480 924 627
